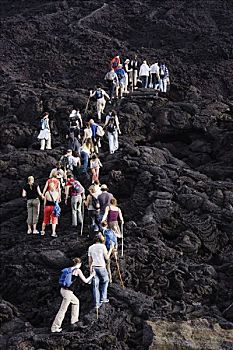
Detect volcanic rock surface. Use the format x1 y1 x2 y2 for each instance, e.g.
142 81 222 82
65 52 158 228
0 1 233 349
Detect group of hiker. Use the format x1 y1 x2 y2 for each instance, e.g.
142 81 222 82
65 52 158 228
104 53 170 101
26 52 171 333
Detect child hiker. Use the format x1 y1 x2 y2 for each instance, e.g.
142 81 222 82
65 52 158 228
90 154 102 183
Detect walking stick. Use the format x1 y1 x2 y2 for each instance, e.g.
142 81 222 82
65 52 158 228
84 96 90 114
121 223 124 257
80 200 84 236
114 252 124 289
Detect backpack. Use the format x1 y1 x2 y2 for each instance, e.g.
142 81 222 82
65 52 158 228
116 70 125 81
72 181 83 195
95 90 103 99
59 267 77 287
107 123 116 134
60 155 69 169
53 202 61 217
96 125 105 137
91 194 100 210
40 118 45 130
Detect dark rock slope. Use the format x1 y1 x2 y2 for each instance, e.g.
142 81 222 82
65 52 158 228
0 1 233 349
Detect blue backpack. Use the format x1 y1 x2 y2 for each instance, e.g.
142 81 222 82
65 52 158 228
53 202 61 217
39 118 45 130
59 267 77 287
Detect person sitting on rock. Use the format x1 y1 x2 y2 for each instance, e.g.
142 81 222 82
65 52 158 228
90 154 102 183
139 60 150 88
104 67 119 102
41 181 60 237
88 233 114 309
51 257 95 333
115 64 126 99
22 176 44 235
37 112 52 150
159 62 169 93
101 220 118 283
90 87 110 121
101 197 124 238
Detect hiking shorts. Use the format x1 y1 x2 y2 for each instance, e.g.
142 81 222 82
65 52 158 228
43 205 58 225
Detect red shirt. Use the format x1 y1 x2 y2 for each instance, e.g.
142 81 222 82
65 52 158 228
47 178 60 191
111 56 120 71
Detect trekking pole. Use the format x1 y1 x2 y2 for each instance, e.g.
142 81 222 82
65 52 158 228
80 200 84 236
84 96 90 114
114 252 125 289
121 223 124 257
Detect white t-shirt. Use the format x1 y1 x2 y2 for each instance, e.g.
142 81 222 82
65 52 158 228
88 243 108 267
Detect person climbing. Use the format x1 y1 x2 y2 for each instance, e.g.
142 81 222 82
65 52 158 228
139 60 150 88
115 64 126 99
150 61 160 90
49 162 66 188
101 221 118 283
82 121 93 145
68 109 82 135
159 62 169 93
101 197 124 238
51 257 95 333
22 176 44 234
85 185 100 234
89 119 100 154
80 138 92 174
41 181 60 237
60 149 75 172
43 171 61 198
90 87 110 121
104 67 118 102
65 174 85 227
72 151 81 179
67 132 81 154
93 180 102 197
129 54 139 90
104 110 120 130
97 184 113 221
110 54 121 71
106 115 121 155
90 154 102 183
37 112 52 150
88 233 114 309
124 59 132 93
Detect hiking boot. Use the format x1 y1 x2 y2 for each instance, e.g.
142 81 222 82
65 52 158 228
100 299 109 304
51 327 62 333
51 233 58 238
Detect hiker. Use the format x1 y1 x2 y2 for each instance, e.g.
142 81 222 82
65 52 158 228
139 60 150 88
65 174 85 227
102 221 118 283
90 154 102 183
90 87 110 121
60 149 75 172
93 180 102 197
41 181 60 237
72 151 81 179
82 122 93 145
68 109 82 136
22 176 43 234
129 54 139 90
88 233 114 308
106 115 120 154
51 257 95 333
85 185 100 234
97 184 113 222
115 64 126 99
104 110 120 130
111 54 120 71
104 67 118 102
101 197 124 238
124 59 132 93
67 132 81 154
49 162 66 188
89 119 100 154
159 63 169 93
37 112 52 150
43 171 61 198
80 138 92 174
150 62 160 90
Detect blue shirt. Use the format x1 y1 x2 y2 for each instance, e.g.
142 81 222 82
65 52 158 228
91 123 98 138
103 229 117 251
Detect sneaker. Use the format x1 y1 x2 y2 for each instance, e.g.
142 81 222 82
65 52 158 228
40 231 45 236
27 229 32 234
51 233 58 238
51 328 62 333
33 230 39 234
100 299 109 303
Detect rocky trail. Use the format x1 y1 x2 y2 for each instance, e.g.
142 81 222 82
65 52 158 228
0 1 233 349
